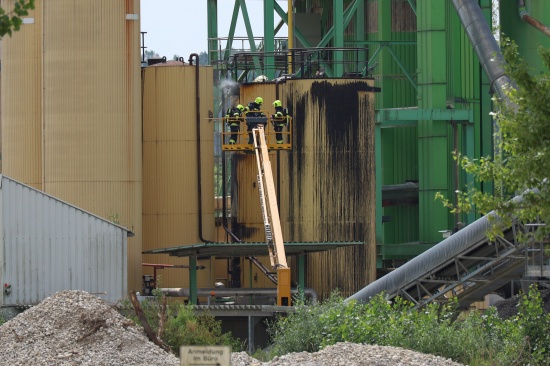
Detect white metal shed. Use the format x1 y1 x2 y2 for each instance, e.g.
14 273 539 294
0 175 132 306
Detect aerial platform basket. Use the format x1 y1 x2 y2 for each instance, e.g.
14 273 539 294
221 113 293 151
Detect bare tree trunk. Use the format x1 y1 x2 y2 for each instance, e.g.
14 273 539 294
129 291 171 352
157 294 167 339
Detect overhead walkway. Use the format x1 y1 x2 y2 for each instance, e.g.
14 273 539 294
346 207 537 309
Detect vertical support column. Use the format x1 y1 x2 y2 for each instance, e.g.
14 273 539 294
297 254 305 292
189 255 197 305
375 120 383 260
333 0 344 77
377 0 392 259
247 315 255 354
207 0 218 66
417 0 449 244
288 0 294 74
354 0 366 73
264 0 275 79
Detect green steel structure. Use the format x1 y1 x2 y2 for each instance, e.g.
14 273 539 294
207 0 550 271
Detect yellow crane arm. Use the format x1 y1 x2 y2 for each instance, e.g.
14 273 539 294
252 125 291 306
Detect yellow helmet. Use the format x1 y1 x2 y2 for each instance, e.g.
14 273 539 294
237 104 244 111
255 97 263 105
273 100 282 107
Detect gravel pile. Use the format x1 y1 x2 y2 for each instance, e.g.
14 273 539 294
0 290 468 365
231 342 466 366
493 288 550 319
0 290 179 366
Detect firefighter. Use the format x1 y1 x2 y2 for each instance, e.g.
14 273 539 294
246 97 265 144
271 100 288 144
225 104 245 144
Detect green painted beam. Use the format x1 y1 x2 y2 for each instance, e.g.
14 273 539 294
376 108 473 122
333 0 344 77
238 0 261 72
263 0 275 79
297 254 305 292
417 0 450 245
207 0 218 66
189 255 197 305
375 121 383 260
378 242 435 257
354 0 365 66
223 1 241 62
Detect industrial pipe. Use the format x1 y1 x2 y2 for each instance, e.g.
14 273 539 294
452 0 515 106
346 210 494 303
346 193 530 304
518 0 550 38
161 287 318 305
222 148 241 242
189 53 212 243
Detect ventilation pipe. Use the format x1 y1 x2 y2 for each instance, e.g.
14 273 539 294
189 53 212 243
452 0 515 106
518 0 550 38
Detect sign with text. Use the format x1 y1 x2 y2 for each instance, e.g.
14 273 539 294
180 345 231 366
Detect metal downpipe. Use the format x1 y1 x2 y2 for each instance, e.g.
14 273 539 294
189 53 212 243
452 0 515 105
518 0 550 38
222 147 241 242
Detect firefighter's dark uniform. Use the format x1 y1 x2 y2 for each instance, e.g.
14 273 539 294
226 104 244 144
246 97 265 144
272 100 289 144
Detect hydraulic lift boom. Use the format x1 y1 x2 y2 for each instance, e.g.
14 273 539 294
252 125 291 306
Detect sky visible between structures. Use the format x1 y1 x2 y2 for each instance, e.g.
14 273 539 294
140 0 289 61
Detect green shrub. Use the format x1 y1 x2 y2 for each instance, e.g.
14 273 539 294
264 288 550 366
516 285 550 365
163 303 243 355
121 293 243 356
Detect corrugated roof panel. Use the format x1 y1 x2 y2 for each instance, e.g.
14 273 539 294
1 175 129 306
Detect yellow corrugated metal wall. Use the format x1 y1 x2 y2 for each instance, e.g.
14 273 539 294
1 0 43 189
1 0 143 292
142 64 215 289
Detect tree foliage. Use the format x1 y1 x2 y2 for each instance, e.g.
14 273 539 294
436 40 550 241
0 0 34 38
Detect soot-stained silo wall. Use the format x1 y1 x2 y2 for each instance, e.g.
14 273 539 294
232 79 377 298
283 79 377 298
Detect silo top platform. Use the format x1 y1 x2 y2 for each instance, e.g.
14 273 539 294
142 241 362 258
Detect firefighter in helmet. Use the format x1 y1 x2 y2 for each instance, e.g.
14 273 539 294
225 104 245 144
246 97 266 144
271 100 289 144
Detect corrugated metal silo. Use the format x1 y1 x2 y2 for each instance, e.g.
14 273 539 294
233 79 377 299
142 63 215 289
1 1 43 189
2 0 143 292
283 79 377 298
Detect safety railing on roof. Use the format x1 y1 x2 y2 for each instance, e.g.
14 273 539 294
211 46 370 82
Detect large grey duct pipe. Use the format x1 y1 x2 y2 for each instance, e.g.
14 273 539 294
346 192 532 304
452 0 515 105
345 211 493 303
